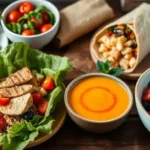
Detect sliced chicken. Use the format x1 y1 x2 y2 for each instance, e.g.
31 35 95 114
28 76 39 87
0 84 33 98
0 67 33 88
0 93 33 116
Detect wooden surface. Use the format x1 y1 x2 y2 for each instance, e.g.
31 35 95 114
30 0 150 150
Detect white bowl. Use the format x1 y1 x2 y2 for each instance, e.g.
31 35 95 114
64 73 133 133
1 0 60 49
135 68 150 131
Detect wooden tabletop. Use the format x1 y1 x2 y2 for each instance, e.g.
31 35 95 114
30 0 150 150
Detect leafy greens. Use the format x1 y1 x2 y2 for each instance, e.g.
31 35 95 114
0 42 72 150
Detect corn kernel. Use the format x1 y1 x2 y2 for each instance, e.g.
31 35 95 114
116 41 124 51
129 57 136 68
107 56 115 64
98 35 108 43
134 48 138 57
103 51 110 58
110 48 121 60
118 36 127 43
129 32 135 40
119 58 129 69
124 40 133 47
98 44 108 52
110 37 117 47
121 47 132 55
117 25 125 30
124 53 133 60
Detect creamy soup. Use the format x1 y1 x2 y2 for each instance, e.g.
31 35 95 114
69 77 129 121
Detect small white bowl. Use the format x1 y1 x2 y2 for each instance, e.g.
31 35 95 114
135 68 150 131
1 0 60 49
64 73 133 133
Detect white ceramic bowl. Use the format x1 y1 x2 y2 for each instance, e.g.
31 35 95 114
135 68 150 131
1 0 60 49
64 73 133 133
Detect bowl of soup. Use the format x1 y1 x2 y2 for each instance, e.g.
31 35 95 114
64 73 133 133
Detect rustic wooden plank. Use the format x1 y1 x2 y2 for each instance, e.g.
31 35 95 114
31 117 149 150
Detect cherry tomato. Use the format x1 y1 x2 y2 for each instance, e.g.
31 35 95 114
32 93 43 105
0 116 7 132
19 2 34 14
21 29 35 36
38 100 49 115
0 98 9 106
40 24 52 33
42 11 50 23
30 17 42 29
41 77 55 90
7 10 22 23
143 88 150 101
108 31 113 37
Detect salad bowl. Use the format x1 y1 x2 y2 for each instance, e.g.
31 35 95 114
0 42 72 150
1 0 60 49
135 68 150 131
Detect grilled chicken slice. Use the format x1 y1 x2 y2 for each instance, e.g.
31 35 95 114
0 93 33 116
28 76 39 86
0 67 33 88
0 84 33 98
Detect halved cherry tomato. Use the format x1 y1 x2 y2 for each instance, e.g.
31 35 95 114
21 29 35 36
42 12 50 23
0 98 9 106
7 10 22 23
0 116 7 132
38 100 49 115
30 17 42 29
32 93 43 105
19 2 34 14
108 31 113 37
41 77 54 90
143 88 150 101
40 24 52 33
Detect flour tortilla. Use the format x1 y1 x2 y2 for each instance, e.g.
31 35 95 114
90 3 150 73
55 0 114 48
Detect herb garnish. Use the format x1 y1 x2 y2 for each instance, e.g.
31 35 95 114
96 60 124 77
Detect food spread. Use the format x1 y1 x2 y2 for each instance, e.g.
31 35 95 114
69 77 129 121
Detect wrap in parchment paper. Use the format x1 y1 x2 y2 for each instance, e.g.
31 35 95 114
54 0 114 48
90 3 150 73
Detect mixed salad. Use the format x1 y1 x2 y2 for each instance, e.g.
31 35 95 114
5 2 55 35
0 42 72 150
0 67 55 134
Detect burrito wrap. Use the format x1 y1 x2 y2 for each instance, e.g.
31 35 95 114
55 0 114 48
90 3 150 73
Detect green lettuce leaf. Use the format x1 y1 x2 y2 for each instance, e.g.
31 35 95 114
0 42 72 150
0 121 39 150
0 42 72 86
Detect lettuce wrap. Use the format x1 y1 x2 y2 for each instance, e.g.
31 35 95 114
0 42 72 150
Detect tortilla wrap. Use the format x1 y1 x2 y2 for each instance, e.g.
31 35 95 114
90 3 150 73
54 0 114 48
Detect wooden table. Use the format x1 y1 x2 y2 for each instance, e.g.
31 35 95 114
29 0 150 150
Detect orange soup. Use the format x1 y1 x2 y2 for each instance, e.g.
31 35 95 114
69 77 129 121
